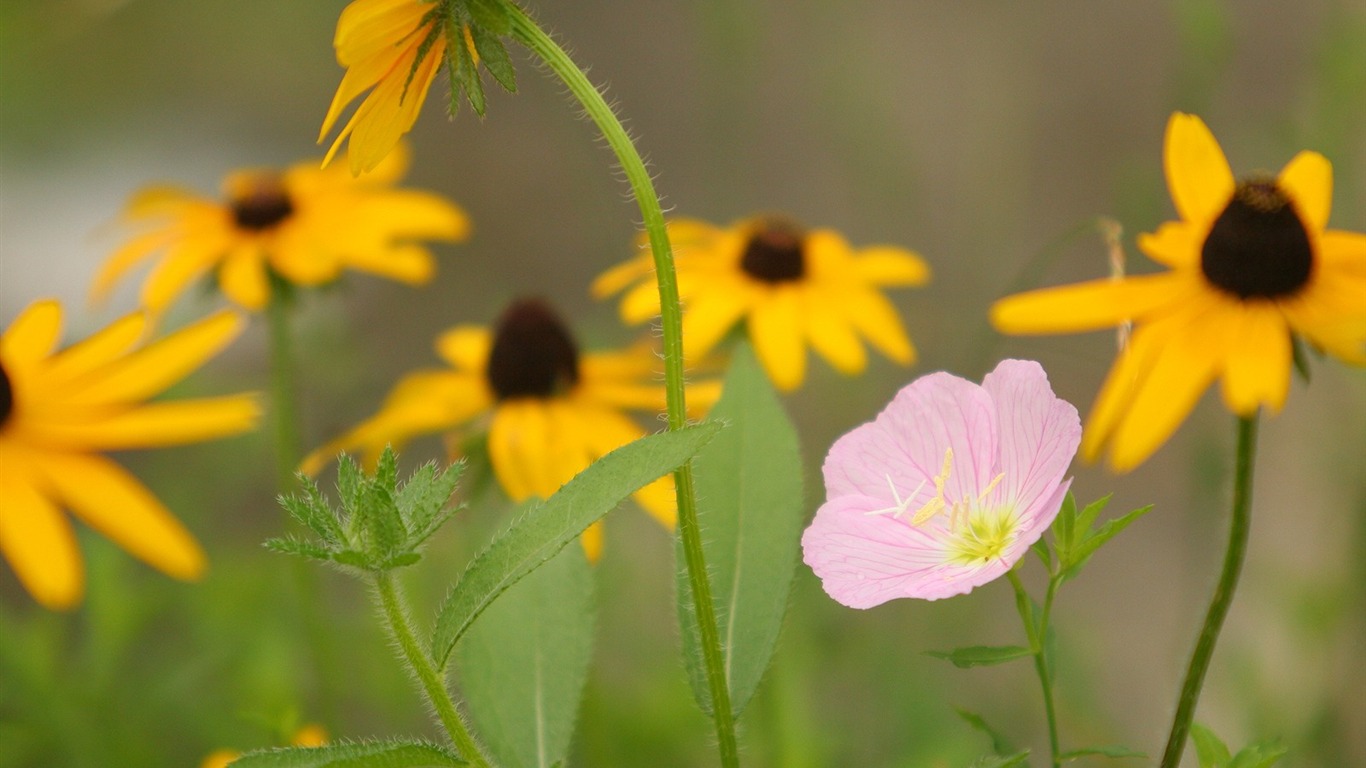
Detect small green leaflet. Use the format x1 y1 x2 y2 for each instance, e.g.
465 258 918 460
925 645 1032 669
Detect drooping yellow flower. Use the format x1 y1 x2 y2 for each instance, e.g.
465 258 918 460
0 300 259 609
992 112 1366 471
320 0 448 175
593 216 930 391
302 298 721 561
93 146 469 315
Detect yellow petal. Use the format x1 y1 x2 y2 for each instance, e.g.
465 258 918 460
139 232 231 315
852 246 931 286
488 400 546 502
804 293 867 375
218 245 272 310
1080 331 1153 463
434 326 492 371
348 40 443 175
620 280 664 325
2 299 63 367
338 243 435 284
591 254 654 299
1277 150 1332 234
1164 112 1235 225
0 458 83 609
748 288 806 391
43 311 146 388
33 396 260 450
1219 303 1291 414
681 287 751 360
991 272 1193 334
579 520 606 564
41 453 205 581
69 311 245 405
843 287 915 366
358 190 471 241
90 229 177 304
1136 220 1203 270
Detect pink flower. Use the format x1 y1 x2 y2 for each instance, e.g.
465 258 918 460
802 360 1081 608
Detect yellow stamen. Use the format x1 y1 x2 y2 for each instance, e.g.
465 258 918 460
911 448 953 525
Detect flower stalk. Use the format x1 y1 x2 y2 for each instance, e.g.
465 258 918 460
265 278 303 492
375 571 492 767
1160 414 1259 767
504 6 739 765
1008 570 1061 768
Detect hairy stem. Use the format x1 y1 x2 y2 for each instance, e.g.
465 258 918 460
1161 414 1259 767
506 7 739 765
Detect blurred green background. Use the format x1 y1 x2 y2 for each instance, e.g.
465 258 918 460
2 0 1365 765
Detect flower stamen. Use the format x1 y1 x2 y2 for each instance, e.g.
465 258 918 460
864 474 927 518
911 448 954 525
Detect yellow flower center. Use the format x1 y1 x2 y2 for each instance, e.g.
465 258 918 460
944 506 1020 566
740 219 806 283
230 173 296 231
1200 178 1313 300
486 298 581 400
0 360 12 428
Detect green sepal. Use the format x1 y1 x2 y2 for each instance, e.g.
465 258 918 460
1290 333 1312 384
1059 745 1146 761
469 24 517 93
227 737 465 766
429 422 722 667
464 0 512 35
447 18 486 116
924 645 1032 669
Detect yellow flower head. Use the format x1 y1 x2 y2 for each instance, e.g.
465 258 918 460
992 112 1366 472
320 0 449 175
0 300 259 609
302 298 721 561
93 146 469 315
593 216 931 392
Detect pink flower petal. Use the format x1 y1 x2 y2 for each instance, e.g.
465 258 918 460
980 360 1081 518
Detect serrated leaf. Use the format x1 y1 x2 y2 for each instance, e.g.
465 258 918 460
926 645 1032 669
1227 739 1287 768
968 749 1031 768
1061 504 1153 582
1191 723 1232 768
229 738 465 767
956 707 1016 756
430 422 721 665
398 460 463 548
264 536 336 563
282 476 344 544
466 0 512 35
677 341 803 717
470 26 516 93
1060 745 1146 761
337 455 365 532
456 547 593 768
332 550 372 569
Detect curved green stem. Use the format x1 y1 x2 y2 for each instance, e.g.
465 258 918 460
505 7 739 766
1008 571 1061 767
265 282 303 492
1161 414 1259 767
375 572 492 767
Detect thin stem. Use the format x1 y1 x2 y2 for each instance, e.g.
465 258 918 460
1007 570 1061 768
265 282 304 492
374 572 492 767
506 7 739 767
1161 414 1259 767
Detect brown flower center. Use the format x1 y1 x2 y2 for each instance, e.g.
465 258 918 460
1200 178 1313 300
0 361 12 428
231 175 295 231
739 219 807 283
485 299 581 400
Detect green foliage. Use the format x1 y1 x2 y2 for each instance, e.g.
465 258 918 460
266 449 464 574
675 340 804 718
1190 724 1287 768
456 547 595 768
1048 493 1153 583
229 739 465 767
956 708 1016 757
1059 746 1146 761
968 750 1032 768
430 422 722 667
441 0 517 117
925 645 1032 669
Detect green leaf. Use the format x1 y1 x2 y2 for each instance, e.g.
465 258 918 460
1227 739 1288 768
1191 723 1232 768
430 422 721 665
925 645 1032 669
228 738 465 767
456 547 594 768
1060 745 1146 761
955 707 1016 756
469 24 516 93
397 460 464 549
1074 493 1112 536
263 536 335 564
359 449 406 558
677 340 804 717
1060 504 1153 583
281 476 344 545
465 0 513 36
968 750 1032 768
1050 491 1078 563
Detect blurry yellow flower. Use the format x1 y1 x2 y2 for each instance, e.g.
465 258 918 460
992 112 1366 471
302 298 720 561
320 0 448 175
201 724 327 768
0 300 258 609
593 216 930 391
93 146 469 314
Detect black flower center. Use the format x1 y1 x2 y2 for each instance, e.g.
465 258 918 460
1200 178 1314 300
485 299 581 400
231 176 295 231
739 220 806 283
0 361 12 428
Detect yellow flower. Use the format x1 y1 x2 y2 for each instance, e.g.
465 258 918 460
201 724 327 768
93 146 469 315
0 300 259 609
302 298 720 561
592 216 930 391
320 0 448 175
992 112 1366 471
